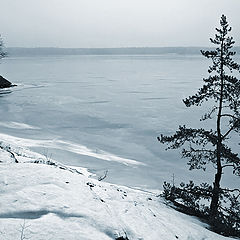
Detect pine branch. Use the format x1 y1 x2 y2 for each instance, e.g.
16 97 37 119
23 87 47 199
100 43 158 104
222 119 240 140
220 114 239 120
222 164 234 168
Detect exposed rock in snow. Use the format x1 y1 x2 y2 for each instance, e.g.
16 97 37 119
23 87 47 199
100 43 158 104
0 136 236 240
0 75 16 88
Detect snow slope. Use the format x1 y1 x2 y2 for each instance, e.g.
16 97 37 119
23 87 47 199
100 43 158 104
0 136 236 240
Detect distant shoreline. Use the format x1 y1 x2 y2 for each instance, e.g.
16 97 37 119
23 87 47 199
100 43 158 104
6 46 240 57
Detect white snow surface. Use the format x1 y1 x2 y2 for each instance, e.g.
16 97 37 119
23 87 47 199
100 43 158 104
0 136 236 240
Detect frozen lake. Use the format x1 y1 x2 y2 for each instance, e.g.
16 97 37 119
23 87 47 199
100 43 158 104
0 54 237 189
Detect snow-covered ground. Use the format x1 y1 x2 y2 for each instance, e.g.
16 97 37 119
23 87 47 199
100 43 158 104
0 135 236 240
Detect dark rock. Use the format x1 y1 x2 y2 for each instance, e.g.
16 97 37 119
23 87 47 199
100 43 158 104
0 75 16 88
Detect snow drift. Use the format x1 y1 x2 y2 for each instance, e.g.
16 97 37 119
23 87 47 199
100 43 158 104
0 135 235 240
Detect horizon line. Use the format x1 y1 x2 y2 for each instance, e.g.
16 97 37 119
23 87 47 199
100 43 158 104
7 46 240 49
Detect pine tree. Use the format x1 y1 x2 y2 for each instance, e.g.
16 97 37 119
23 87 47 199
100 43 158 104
158 15 240 218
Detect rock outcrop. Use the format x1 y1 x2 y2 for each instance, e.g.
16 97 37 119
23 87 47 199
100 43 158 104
0 76 15 88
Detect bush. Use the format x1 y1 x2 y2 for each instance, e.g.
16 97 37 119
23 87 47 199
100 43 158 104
162 181 240 237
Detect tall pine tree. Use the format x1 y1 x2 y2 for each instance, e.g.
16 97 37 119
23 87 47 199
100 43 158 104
158 15 240 217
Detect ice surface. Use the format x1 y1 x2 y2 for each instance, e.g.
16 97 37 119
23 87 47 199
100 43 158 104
0 133 144 166
0 121 40 130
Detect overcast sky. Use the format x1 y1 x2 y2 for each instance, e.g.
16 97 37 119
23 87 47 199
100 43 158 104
1 0 240 48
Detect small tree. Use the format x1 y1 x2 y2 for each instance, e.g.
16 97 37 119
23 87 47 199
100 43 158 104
158 14 240 220
0 35 6 60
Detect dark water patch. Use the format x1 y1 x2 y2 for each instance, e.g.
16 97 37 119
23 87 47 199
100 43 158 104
140 97 168 101
154 78 166 81
126 91 151 94
172 81 191 84
83 100 110 104
55 81 87 84
74 84 99 88
89 76 105 79
86 122 130 130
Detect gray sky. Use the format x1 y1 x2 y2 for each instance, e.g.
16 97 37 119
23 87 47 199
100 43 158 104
1 0 240 48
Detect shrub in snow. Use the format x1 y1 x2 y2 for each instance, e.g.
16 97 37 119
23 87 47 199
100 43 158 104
162 181 240 237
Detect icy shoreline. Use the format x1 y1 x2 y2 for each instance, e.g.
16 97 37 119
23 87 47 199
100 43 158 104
0 134 235 240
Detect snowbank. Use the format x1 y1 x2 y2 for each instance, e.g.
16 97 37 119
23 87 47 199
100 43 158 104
0 136 235 240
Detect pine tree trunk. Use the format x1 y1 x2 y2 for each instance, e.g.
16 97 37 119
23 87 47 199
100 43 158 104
210 36 224 217
210 152 222 216
210 114 223 216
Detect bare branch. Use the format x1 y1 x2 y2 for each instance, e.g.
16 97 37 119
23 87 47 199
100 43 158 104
222 164 234 168
98 170 108 181
222 124 236 140
220 114 239 120
18 220 31 240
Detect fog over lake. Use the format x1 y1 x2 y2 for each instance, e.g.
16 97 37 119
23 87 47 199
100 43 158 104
0 54 239 189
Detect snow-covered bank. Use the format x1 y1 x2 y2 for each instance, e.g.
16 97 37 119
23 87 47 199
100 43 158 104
0 136 236 240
